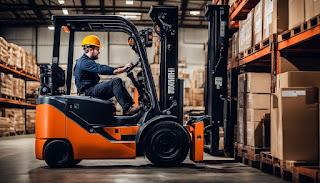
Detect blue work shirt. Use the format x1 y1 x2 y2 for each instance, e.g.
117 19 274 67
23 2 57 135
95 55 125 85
74 54 115 92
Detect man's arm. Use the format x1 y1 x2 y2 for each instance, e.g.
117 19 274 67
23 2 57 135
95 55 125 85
81 59 115 75
113 62 132 74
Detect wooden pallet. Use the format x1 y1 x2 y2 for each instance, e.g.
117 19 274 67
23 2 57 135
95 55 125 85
260 151 318 181
238 35 275 60
0 94 25 102
293 166 320 183
278 14 320 42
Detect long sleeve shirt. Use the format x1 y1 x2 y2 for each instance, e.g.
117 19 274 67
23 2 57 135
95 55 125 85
74 54 115 92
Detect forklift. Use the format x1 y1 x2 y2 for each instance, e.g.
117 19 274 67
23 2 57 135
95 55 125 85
35 6 207 168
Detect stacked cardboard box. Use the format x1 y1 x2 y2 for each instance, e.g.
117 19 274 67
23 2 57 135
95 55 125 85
289 0 320 29
239 11 253 53
26 81 40 96
26 110 36 133
12 78 25 99
24 52 39 76
253 0 263 45
0 108 25 133
237 72 271 147
8 43 24 69
0 37 9 63
0 73 13 97
271 71 320 162
191 68 205 107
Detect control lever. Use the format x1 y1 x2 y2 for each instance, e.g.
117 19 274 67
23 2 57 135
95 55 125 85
186 115 210 126
162 100 177 115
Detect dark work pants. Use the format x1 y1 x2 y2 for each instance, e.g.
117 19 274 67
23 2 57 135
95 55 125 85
86 78 133 112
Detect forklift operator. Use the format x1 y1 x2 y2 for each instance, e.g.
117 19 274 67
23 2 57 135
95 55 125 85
74 35 140 115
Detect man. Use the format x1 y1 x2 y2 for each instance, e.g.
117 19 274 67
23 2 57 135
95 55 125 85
74 35 140 115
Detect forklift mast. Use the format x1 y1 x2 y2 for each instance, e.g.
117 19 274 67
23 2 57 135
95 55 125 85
149 6 183 124
204 5 230 155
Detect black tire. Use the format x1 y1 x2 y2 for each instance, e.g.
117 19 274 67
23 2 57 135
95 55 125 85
44 140 73 168
71 159 82 166
143 121 190 166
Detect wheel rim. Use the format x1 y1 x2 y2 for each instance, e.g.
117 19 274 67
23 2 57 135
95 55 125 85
151 129 181 159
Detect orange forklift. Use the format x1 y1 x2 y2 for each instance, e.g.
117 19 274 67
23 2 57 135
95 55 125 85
35 6 207 168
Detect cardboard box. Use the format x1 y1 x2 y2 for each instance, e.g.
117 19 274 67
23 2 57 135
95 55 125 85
246 93 270 109
277 71 320 93
263 0 289 40
289 0 305 29
304 0 320 21
246 109 270 122
253 0 263 45
239 10 253 53
246 121 263 147
237 108 245 144
270 93 279 156
276 87 319 161
238 72 271 94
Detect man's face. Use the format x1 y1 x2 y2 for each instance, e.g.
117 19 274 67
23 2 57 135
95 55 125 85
89 46 100 60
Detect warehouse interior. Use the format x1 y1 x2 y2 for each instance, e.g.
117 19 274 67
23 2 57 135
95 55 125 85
0 0 320 182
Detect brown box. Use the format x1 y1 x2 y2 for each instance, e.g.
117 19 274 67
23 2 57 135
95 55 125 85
237 108 245 144
253 0 263 45
289 0 305 29
238 72 271 94
276 87 319 161
246 109 270 122
277 71 320 94
263 0 289 40
239 10 253 53
246 121 263 147
270 93 279 156
246 93 270 109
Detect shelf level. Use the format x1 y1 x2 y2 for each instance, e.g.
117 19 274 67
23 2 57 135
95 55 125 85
0 97 36 109
0 61 39 81
229 0 260 21
278 24 320 51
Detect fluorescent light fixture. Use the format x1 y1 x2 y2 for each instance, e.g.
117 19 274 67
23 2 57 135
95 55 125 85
119 12 141 20
58 0 65 5
62 8 69 15
48 26 55 30
126 0 134 5
190 11 200 16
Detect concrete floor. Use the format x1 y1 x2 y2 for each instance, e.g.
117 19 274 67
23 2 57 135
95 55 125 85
0 135 287 183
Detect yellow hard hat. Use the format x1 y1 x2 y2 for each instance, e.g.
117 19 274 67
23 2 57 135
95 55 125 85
81 35 102 48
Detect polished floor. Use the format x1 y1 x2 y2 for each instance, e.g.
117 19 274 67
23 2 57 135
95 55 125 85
0 135 287 183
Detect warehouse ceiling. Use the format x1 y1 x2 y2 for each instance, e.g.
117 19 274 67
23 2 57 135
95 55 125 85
0 0 212 28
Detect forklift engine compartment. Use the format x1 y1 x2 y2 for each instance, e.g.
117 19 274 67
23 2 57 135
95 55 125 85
35 5 210 168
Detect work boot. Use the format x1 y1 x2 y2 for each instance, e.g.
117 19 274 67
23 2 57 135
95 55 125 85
125 105 141 115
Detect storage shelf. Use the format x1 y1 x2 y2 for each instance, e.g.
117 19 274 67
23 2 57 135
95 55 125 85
0 61 39 81
229 0 260 21
278 24 320 51
0 97 36 109
238 46 271 66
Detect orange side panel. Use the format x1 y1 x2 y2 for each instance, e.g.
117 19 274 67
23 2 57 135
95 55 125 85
36 104 66 139
66 117 136 159
103 126 139 141
133 88 139 107
35 138 47 160
187 121 204 162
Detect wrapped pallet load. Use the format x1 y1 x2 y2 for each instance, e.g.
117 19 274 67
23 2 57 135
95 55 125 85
237 72 271 147
239 10 253 54
0 37 9 63
0 73 13 97
305 0 320 21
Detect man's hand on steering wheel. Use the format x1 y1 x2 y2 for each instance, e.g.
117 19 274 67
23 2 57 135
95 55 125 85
113 62 134 75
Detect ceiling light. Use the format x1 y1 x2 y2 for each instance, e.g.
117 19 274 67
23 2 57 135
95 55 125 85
62 8 69 15
126 0 134 5
119 12 141 20
190 11 200 16
58 0 65 5
48 26 54 30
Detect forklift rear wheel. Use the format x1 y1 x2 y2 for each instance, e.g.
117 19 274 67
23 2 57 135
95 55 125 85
143 121 190 166
44 140 73 168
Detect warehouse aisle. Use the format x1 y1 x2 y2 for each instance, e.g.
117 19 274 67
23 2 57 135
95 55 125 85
0 135 287 183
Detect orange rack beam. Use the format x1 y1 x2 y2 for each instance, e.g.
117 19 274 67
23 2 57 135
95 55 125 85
229 0 260 21
0 97 36 109
238 46 271 67
278 24 320 50
0 62 39 81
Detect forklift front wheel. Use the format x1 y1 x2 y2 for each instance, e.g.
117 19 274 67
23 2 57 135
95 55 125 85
44 140 73 168
143 121 190 166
